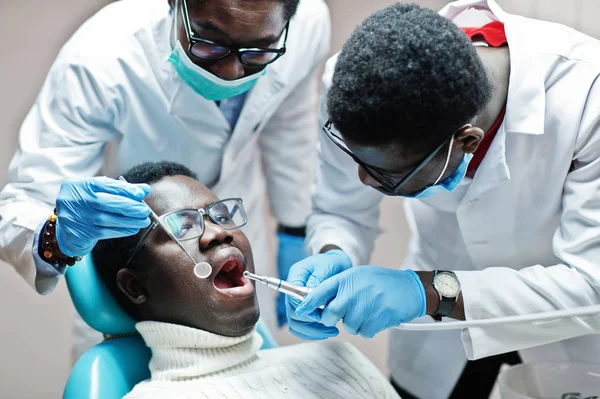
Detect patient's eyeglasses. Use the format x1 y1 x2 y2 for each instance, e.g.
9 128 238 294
124 198 247 267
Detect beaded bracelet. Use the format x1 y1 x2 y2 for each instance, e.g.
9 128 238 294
41 209 81 267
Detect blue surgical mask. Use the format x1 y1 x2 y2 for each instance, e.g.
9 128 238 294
168 40 265 101
404 136 473 199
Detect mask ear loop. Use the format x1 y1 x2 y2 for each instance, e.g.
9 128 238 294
431 123 473 185
433 135 454 185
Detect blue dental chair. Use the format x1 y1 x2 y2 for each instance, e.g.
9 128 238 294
63 255 278 399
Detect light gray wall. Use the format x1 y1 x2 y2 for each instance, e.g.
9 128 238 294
0 1 111 398
1 0 599 397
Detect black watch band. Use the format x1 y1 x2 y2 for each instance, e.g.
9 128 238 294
434 296 455 317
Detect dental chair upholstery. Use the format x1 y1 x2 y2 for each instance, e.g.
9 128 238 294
63 255 278 399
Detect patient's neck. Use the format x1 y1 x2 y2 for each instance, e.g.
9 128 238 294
136 321 263 382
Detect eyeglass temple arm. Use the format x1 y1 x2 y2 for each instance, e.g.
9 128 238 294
123 221 158 268
391 139 450 190
179 0 193 39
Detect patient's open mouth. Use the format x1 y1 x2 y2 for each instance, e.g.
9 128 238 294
212 255 254 298
214 259 246 289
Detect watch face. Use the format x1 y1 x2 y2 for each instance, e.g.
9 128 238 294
435 272 461 297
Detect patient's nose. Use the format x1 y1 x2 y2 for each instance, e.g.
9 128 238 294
199 221 233 249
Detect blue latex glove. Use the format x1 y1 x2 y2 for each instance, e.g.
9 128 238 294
55 177 152 257
295 266 427 339
285 249 353 340
276 232 307 327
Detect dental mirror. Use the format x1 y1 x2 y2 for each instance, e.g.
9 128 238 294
194 262 212 279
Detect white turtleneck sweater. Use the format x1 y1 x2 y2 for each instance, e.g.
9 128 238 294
124 321 400 399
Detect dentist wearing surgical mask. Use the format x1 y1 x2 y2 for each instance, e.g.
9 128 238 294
286 1 600 399
0 0 330 361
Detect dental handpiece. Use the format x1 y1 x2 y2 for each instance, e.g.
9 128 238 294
243 271 325 310
117 176 211 278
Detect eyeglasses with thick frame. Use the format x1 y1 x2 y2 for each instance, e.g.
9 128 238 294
179 0 289 66
123 198 247 268
322 120 469 193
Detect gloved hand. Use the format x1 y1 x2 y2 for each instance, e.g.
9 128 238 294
295 266 427 339
285 249 353 340
276 232 307 327
55 177 152 257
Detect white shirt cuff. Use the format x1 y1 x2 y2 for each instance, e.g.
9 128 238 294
454 270 484 360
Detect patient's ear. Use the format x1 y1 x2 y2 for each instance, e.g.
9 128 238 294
116 268 148 304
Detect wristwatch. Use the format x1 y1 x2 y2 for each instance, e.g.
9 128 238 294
431 270 461 321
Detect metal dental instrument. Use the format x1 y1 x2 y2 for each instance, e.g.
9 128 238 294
118 176 212 278
243 271 325 309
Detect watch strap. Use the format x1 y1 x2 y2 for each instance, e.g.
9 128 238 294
435 295 455 317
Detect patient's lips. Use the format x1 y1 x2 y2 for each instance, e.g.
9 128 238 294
211 249 254 298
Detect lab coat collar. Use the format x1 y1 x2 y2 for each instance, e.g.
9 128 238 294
501 20 547 136
462 124 510 202
441 0 547 136
439 0 547 202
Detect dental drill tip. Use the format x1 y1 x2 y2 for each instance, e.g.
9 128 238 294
243 271 268 285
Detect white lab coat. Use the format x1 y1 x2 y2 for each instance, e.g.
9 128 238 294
307 1 600 397
0 0 330 359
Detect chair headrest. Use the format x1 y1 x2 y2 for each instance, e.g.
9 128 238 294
66 255 137 335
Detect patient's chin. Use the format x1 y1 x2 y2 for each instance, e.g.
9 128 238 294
208 300 260 337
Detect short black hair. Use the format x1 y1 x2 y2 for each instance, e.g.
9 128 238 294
328 3 493 154
192 0 300 21
91 161 197 320
277 0 300 21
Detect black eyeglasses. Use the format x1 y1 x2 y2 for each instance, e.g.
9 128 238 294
123 198 247 268
179 0 289 66
322 120 464 193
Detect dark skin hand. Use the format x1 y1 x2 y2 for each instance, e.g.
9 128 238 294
117 175 260 337
168 0 288 81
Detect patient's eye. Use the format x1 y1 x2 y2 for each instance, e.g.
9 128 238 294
210 203 233 225
214 214 232 224
164 211 201 240
177 224 194 236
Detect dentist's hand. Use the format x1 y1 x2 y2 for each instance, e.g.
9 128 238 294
275 232 307 327
285 249 353 340
295 266 427 339
55 177 152 257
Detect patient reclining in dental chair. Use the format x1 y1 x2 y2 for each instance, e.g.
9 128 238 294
91 161 399 399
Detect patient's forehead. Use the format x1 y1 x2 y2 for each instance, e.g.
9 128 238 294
146 175 218 215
